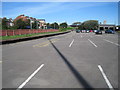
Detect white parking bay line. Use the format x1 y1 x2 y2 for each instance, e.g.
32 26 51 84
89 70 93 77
104 39 120 46
88 39 97 47
69 39 74 47
98 65 114 90
17 64 44 90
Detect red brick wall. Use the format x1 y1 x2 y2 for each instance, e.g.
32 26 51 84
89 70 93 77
0 29 59 36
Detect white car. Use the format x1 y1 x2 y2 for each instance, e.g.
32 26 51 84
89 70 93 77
94 30 97 33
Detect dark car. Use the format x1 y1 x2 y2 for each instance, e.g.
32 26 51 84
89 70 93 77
76 29 81 33
95 30 102 34
105 29 115 34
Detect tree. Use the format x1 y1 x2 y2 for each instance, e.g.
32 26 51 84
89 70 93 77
78 24 84 30
51 22 59 29
78 20 98 30
2 18 8 30
46 23 51 29
32 21 38 29
59 22 68 28
14 19 30 29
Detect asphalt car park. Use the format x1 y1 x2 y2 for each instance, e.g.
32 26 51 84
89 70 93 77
2 31 118 89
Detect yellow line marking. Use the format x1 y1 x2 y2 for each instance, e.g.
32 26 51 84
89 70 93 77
33 41 49 47
33 39 59 48
38 43 50 47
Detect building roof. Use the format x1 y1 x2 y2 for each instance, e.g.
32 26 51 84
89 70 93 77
99 24 115 26
14 14 36 22
37 19 45 21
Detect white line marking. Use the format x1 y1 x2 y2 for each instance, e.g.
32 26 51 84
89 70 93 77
69 39 74 47
0 61 2 63
104 39 120 46
88 39 97 47
81 35 82 38
17 64 44 90
98 65 114 90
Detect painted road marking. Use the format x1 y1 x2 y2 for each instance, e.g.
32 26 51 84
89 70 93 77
33 41 49 47
104 39 120 46
69 39 74 47
37 43 50 47
98 65 114 90
17 64 44 90
33 39 59 47
88 39 97 47
0 61 2 63
81 35 82 38
37 41 56 47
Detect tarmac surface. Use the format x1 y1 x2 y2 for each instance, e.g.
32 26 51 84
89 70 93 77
2 31 119 89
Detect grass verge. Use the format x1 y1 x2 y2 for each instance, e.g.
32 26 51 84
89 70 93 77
1 31 67 40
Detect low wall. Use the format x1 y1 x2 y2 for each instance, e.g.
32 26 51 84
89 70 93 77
0 29 59 36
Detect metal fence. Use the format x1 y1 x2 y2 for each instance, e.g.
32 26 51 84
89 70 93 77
0 29 59 36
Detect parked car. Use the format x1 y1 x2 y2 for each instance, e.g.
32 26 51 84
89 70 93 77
76 29 81 33
105 29 115 34
90 30 93 32
81 30 86 33
94 30 98 33
95 30 102 34
86 30 90 33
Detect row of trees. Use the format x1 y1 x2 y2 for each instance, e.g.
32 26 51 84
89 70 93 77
1 18 68 30
2 18 31 30
46 22 68 29
76 20 99 30
2 18 107 30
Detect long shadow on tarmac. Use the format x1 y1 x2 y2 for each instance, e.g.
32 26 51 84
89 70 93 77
48 38 94 90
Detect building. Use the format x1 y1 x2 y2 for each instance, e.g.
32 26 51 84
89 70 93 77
8 18 14 27
14 15 46 29
37 19 46 29
99 24 115 30
2 17 14 27
14 14 27 22
99 20 116 30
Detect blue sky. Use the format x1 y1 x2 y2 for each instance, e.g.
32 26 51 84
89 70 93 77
2 2 118 25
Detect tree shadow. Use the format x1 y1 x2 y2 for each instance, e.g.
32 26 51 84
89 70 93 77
48 38 94 90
